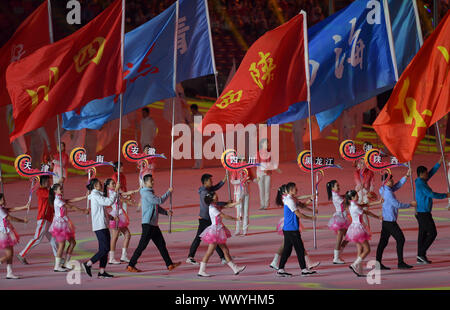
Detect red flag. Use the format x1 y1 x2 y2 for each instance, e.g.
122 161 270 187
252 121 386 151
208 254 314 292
200 12 308 132
373 12 450 162
0 1 49 107
6 0 123 142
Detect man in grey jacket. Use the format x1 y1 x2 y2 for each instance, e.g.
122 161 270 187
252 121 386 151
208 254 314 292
186 173 228 265
127 174 180 272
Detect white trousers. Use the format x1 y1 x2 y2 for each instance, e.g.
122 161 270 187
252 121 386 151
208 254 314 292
19 219 57 258
258 174 271 208
235 193 249 233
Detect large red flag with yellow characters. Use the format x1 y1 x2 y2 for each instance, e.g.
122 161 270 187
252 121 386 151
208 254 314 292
200 12 308 132
373 12 450 163
6 0 123 142
0 1 49 107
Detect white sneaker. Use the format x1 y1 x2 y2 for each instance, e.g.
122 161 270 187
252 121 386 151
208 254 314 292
186 257 199 265
54 266 67 272
6 274 20 279
197 270 211 277
333 257 345 264
108 258 121 265
120 256 130 263
269 262 279 270
307 261 321 270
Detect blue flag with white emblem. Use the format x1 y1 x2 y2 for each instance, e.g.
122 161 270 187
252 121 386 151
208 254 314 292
63 0 215 130
267 0 419 131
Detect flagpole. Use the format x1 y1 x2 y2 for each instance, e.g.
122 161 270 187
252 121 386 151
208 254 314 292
382 0 420 207
116 0 125 188
47 0 63 183
169 0 180 234
301 11 316 249
204 0 232 201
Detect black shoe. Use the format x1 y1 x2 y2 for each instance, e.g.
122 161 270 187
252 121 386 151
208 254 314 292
417 256 431 264
398 262 413 269
378 263 391 270
276 270 292 277
82 262 92 277
98 272 114 279
301 269 317 276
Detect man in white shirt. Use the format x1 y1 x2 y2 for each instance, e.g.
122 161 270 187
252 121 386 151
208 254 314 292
140 107 157 148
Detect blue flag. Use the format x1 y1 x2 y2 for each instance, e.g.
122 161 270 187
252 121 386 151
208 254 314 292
177 0 215 82
63 0 215 130
267 0 419 130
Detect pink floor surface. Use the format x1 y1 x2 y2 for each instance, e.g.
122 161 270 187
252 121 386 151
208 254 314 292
1 154 450 290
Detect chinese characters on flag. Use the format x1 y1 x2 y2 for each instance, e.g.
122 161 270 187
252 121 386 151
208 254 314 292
373 11 450 163
6 0 123 142
200 12 309 132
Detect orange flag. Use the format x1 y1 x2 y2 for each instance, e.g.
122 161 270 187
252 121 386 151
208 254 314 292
0 1 49 107
6 0 123 142
373 12 450 163
200 12 308 132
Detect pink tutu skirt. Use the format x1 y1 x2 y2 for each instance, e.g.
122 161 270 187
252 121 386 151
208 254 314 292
0 228 19 249
328 212 351 233
345 223 371 243
200 224 231 244
50 219 75 243
109 212 130 229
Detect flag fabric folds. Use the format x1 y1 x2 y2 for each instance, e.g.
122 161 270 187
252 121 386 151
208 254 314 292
62 0 215 131
267 0 412 130
0 1 49 107
6 0 123 142
200 12 308 132
373 12 450 163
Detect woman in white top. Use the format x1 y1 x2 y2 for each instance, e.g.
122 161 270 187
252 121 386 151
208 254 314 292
257 138 281 210
326 180 350 264
82 178 119 279
344 190 382 277
48 184 86 272
197 192 245 277
0 193 29 279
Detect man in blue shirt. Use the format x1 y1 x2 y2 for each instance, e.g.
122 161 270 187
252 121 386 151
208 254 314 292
415 158 450 264
376 170 416 270
127 174 180 273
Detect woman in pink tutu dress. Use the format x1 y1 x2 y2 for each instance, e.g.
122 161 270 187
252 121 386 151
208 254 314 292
269 184 319 271
197 192 245 277
0 193 29 279
103 178 139 265
326 180 351 264
344 190 382 277
49 184 87 272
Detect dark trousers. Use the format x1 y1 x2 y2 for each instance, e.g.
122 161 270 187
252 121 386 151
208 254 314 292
376 221 405 264
279 230 306 270
188 218 225 259
90 229 111 268
129 224 173 268
416 212 437 257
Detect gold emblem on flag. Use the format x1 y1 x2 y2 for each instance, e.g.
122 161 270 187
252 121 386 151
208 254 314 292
73 37 106 73
26 67 59 112
216 90 243 109
249 52 276 89
394 77 432 137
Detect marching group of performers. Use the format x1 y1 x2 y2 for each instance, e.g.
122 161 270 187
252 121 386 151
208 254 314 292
1 142 449 280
